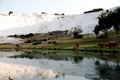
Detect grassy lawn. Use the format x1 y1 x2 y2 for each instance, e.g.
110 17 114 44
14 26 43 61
0 31 120 51
0 36 119 50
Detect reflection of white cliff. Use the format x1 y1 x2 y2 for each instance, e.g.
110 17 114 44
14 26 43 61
0 11 102 36
0 62 56 80
0 51 117 80
0 54 94 80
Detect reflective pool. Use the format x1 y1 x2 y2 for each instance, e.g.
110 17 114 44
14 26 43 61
0 50 120 80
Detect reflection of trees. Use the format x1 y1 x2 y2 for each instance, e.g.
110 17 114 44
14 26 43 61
96 51 120 80
55 73 65 79
96 58 120 80
116 59 120 70
73 49 79 55
95 60 100 65
99 52 120 70
95 57 100 65
73 56 83 64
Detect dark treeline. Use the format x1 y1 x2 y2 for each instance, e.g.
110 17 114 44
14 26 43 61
8 33 34 39
84 8 103 14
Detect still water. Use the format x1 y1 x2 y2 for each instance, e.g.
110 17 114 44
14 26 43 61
0 50 120 80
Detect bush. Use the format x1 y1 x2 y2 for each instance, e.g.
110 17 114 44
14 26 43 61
42 39 47 41
97 35 107 39
20 34 25 39
32 41 42 45
8 11 13 15
61 13 65 15
25 40 32 43
25 33 34 38
41 12 47 14
73 32 78 38
32 42 38 45
48 41 57 45
78 35 83 38
32 39 36 42
28 33 34 37
14 34 18 37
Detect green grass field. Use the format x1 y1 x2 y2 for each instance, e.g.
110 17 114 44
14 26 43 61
0 31 120 51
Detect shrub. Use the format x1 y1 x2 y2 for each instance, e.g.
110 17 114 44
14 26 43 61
14 34 18 37
32 42 38 45
32 39 36 42
41 12 47 14
8 11 13 15
32 41 42 45
25 33 34 38
77 35 83 38
28 33 34 37
42 39 47 41
97 35 107 39
20 34 25 39
25 40 31 43
61 13 65 15
73 32 78 38
48 41 57 45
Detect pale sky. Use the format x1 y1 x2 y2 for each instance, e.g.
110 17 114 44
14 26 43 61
0 0 120 14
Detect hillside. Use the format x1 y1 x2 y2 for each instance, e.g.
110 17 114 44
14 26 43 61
0 11 102 36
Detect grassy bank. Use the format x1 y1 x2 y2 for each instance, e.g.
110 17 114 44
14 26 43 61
0 31 120 52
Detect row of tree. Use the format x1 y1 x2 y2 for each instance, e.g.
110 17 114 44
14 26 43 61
94 7 120 36
8 33 34 39
84 8 103 14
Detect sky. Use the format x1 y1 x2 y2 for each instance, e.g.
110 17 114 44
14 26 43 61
0 0 120 14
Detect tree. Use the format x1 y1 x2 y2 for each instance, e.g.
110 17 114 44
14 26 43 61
13 34 18 38
20 34 25 39
94 7 120 35
28 33 34 37
94 25 100 36
112 8 120 35
97 11 111 36
73 31 79 38
73 27 82 38
8 11 13 15
84 8 103 14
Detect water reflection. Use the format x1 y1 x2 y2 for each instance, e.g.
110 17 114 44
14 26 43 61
95 59 120 80
73 56 83 64
0 50 119 80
